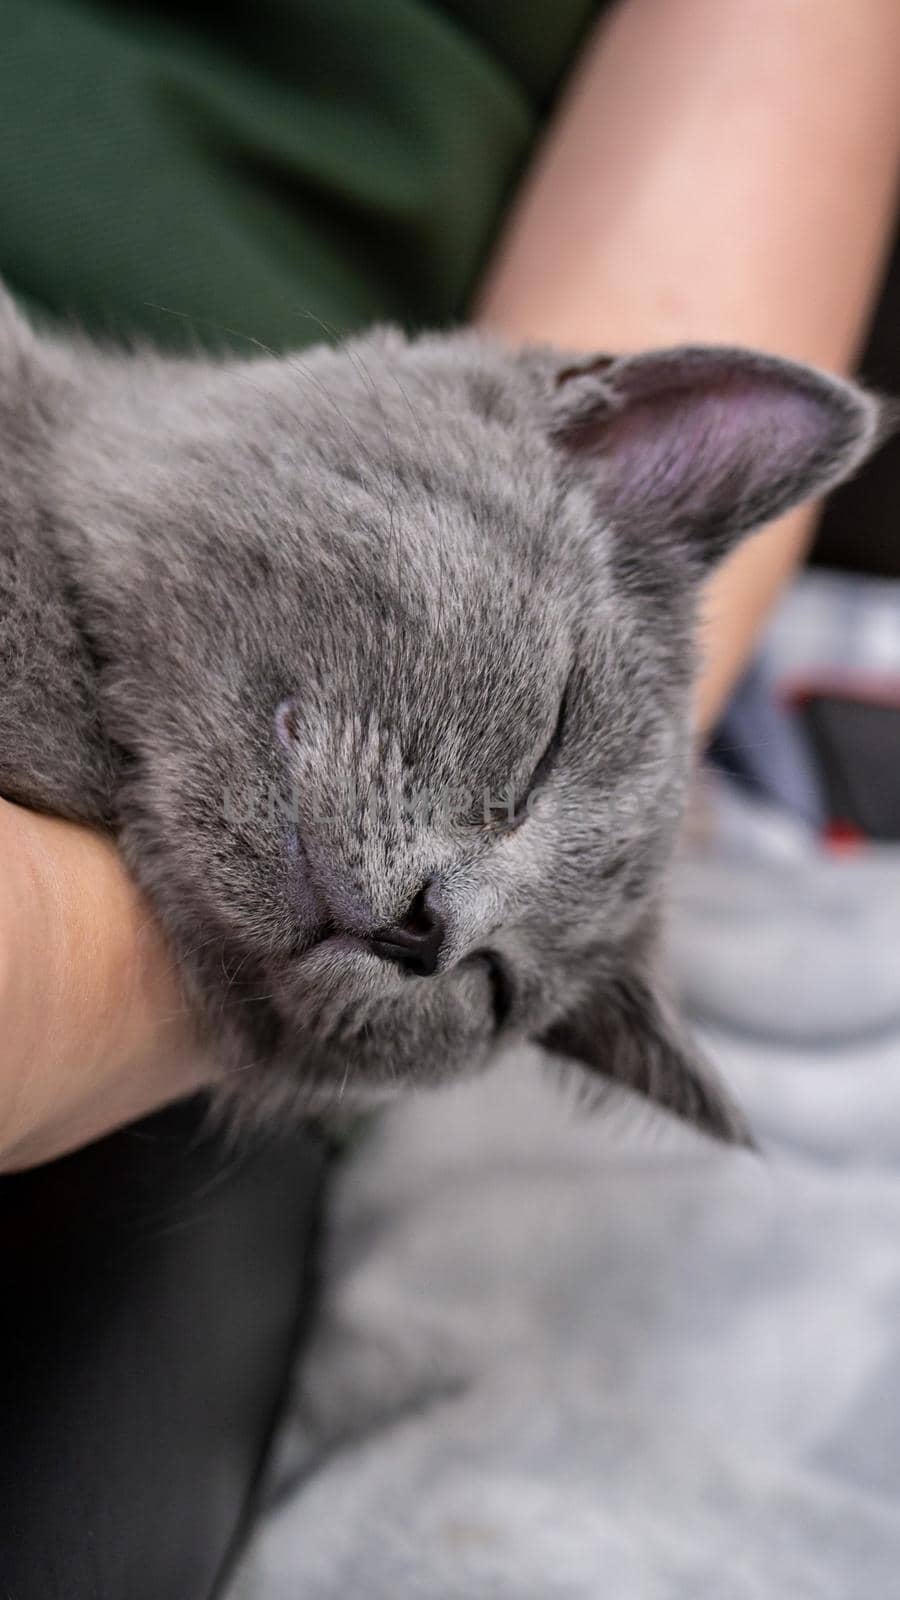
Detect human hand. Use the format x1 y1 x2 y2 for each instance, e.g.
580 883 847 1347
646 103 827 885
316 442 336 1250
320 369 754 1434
0 797 213 1171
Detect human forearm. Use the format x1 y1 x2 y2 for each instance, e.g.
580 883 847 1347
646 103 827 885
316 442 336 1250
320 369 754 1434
0 800 211 1170
476 0 900 729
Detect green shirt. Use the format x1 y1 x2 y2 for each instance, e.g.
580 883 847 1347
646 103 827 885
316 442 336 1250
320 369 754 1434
1 1 601 351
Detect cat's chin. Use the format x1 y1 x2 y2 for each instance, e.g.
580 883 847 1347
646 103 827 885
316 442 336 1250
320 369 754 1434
271 934 502 1029
209 935 507 1118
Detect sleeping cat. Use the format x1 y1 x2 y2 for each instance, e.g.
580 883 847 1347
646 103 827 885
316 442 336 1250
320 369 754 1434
0 286 886 1140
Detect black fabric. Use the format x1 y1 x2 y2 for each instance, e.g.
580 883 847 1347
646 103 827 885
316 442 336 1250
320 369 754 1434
0 1098 326 1600
798 695 900 840
814 220 900 579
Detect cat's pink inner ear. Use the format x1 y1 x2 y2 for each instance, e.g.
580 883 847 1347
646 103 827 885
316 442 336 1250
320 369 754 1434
552 348 875 563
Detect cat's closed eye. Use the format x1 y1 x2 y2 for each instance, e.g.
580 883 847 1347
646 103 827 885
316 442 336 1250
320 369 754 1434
483 690 568 833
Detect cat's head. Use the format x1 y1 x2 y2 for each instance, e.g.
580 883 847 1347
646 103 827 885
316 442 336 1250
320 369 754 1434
25 305 884 1136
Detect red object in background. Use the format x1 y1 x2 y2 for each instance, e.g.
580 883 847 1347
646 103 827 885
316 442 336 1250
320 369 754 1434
783 673 900 845
823 818 867 854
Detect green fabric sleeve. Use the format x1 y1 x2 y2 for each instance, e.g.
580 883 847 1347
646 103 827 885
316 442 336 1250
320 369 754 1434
0 0 601 352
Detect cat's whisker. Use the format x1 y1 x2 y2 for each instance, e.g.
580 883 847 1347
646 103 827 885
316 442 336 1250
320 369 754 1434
179 930 232 963
143 301 384 482
337 1058 352 1103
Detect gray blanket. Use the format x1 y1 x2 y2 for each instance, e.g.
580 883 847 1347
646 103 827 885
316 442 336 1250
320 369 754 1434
228 579 900 1599
228 909 900 1595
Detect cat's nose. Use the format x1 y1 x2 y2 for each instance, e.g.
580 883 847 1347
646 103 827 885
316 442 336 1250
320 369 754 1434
368 889 445 977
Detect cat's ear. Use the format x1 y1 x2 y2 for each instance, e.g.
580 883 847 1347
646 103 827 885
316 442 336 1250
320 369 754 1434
544 345 886 567
537 967 753 1147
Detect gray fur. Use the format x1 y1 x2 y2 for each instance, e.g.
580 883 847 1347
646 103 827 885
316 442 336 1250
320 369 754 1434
0 287 884 1138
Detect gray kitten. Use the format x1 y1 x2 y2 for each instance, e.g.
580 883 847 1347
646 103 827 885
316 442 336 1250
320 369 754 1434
0 287 885 1140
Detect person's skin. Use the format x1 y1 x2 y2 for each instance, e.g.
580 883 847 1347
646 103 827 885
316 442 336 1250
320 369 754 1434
0 800 211 1169
3 0 900 1169
476 0 900 728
